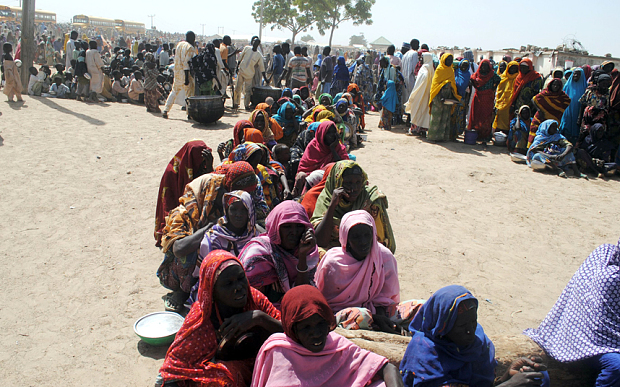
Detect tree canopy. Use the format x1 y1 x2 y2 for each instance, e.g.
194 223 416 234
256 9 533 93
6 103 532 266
300 34 315 43
252 0 316 44
349 34 367 46
297 0 375 46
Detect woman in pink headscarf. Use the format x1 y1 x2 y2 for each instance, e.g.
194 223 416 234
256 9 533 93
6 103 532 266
297 121 348 174
251 285 404 387
315 210 423 334
238 201 319 309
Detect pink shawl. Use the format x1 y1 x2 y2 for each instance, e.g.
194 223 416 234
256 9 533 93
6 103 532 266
239 201 320 296
297 121 349 174
251 332 387 387
315 210 400 313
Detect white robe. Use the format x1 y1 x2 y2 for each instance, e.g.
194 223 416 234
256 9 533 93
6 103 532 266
405 53 434 129
401 50 418 100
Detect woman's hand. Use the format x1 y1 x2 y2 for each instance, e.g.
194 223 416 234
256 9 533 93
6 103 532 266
297 228 317 259
218 310 263 342
330 187 348 209
497 356 547 384
372 314 398 334
498 371 545 386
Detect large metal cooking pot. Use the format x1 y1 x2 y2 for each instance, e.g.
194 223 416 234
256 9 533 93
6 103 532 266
186 95 225 124
251 86 282 107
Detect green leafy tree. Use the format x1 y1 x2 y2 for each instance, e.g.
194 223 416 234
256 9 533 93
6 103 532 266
252 0 316 44
300 34 315 43
349 33 367 46
297 0 375 47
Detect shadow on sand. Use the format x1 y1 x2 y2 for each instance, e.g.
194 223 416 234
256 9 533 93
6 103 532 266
37 97 106 126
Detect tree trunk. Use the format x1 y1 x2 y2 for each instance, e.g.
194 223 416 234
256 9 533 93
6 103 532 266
328 18 336 47
291 30 298 45
20 0 36 89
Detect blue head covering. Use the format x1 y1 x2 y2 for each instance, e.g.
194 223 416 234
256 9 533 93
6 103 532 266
273 101 300 136
333 56 350 81
308 122 321 131
334 92 343 103
380 80 398 113
400 285 496 387
315 54 323 67
530 119 565 151
281 88 293 99
454 60 471 98
559 68 587 143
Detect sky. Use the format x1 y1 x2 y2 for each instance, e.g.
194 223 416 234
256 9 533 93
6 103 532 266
20 0 620 57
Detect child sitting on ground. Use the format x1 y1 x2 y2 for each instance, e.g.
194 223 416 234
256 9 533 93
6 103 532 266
128 71 145 104
49 76 70 98
27 66 39 95
111 70 129 101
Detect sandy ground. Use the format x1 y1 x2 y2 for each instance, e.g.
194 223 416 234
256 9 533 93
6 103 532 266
1 95 619 386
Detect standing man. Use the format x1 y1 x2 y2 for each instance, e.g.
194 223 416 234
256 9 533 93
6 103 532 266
401 38 419 123
269 44 285 87
284 46 312 89
159 44 170 67
281 42 293 68
65 30 77 70
319 46 333 95
162 31 197 119
234 37 267 111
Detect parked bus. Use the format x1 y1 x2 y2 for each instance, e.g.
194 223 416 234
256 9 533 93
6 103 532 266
114 19 145 36
0 5 56 23
72 15 116 30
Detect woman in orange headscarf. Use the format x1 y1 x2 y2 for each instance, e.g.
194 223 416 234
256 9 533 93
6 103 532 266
347 83 366 129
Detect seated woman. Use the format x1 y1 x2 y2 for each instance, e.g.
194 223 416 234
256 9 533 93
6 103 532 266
217 120 254 162
301 162 335 217
401 285 549 387
299 85 315 109
576 123 618 177
239 201 319 308
527 78 571 148
250 109 281 147
303 93 333 123
316 210 422 333
526 119 587 178
156 251 282 387
311 160 396 253
526 237 620 387
297 121 348 175
154 140 213 247
272 101 301 147
157 161 260 312
251 285 404 387
508 105 532 155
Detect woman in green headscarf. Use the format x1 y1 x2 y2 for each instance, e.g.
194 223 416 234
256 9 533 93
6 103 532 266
311 160 395 253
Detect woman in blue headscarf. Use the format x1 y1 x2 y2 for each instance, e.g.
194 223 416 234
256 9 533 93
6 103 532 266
331 56 350 97
527 119 587 178
451 59 472 138
400 285 549 387
273 101 301 147
559 67 587 145
380 80 398 131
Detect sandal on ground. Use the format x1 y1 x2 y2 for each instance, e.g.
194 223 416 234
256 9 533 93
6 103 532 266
163 293 183 313
558 171 567 178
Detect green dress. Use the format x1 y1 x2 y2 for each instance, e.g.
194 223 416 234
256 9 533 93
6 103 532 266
428 84 455 141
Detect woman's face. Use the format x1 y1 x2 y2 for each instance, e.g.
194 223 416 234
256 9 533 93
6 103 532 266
548 122 558 135
598 78 612 91
284 106 294 120
553 70 563 79
246 151 262 169
444 55 453 67
499 62 507 74
519 63 530 75
341 168 365 202
213 265 248 310
445 307 478 347
347 224 373 261
573 71 581 82
300 88 309 100
279 223 306 250
508 64 519 75
227 201 248 232
460 61 469 72
550 80 561 93
336 103 347 115
293 314 330 353
520 108 531 121
603 63 615 74
324 126 339 146
320 96 331 106
564 72 571 80
254 113 265 130
479 62 490 75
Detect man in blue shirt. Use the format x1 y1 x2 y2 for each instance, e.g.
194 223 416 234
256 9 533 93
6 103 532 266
270 44 285 87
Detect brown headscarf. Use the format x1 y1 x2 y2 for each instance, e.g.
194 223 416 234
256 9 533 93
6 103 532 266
280 285 336 343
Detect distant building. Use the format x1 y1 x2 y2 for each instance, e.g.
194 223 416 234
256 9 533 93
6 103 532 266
369 36 392 53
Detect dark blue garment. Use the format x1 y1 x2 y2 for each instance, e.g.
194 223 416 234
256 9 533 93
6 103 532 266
333 56 350 82
454 60 471 98
380 80 398 113
560 67 587 144
272 53 285 75
400 285 497 387
586 353 620 387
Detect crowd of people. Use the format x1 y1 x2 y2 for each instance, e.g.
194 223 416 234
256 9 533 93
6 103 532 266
3 23 620 385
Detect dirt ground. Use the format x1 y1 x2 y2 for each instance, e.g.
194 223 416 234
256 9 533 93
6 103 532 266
1 96 619 386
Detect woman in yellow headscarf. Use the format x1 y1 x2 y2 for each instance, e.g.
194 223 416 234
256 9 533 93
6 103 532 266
493 61 520 132
428 53 461 142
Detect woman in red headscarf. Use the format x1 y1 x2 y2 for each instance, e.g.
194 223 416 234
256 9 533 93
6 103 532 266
156 250 282 387
509 58 543 119
155 140 213 247
250 285 403 387
468 59 501 142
